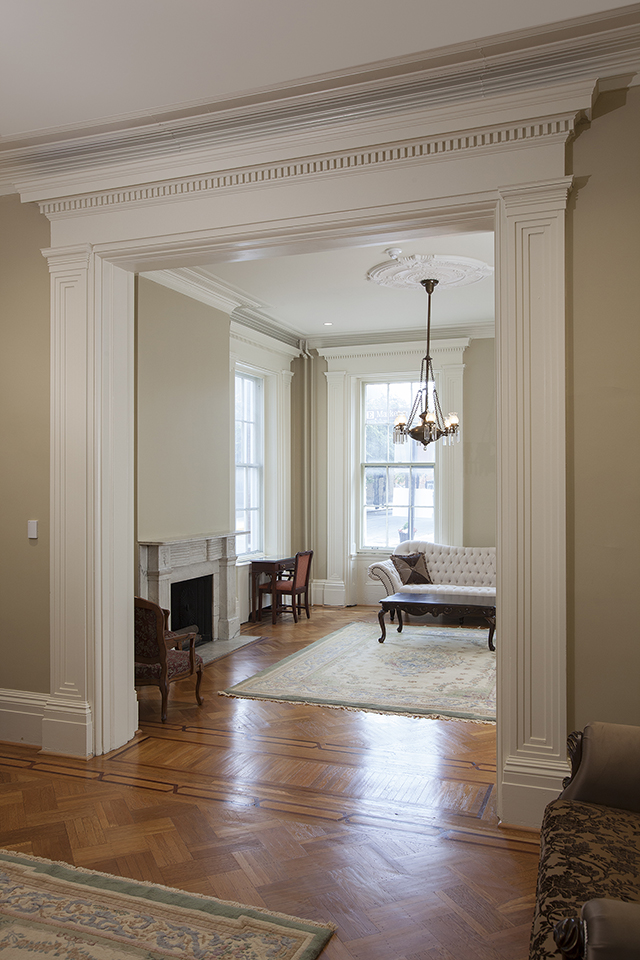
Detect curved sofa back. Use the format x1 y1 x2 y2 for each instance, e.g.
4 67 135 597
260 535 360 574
395 540 496 587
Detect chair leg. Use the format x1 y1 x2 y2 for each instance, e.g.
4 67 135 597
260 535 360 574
272 591 278 624
292 593 298 622
194 664 203 706
304 590 310 618
160 680 169 722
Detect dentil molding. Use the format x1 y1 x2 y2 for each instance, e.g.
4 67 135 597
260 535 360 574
36 114 579 219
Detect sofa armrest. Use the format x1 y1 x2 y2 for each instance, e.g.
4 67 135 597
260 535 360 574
554 900 640 960
560 722 640 813
367 558 400 596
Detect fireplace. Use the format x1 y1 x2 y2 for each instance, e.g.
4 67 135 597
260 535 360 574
138 534 240 642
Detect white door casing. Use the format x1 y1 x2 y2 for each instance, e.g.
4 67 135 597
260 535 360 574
35 84 588 822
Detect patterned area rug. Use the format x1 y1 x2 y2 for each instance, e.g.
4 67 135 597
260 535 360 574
0 848 334 959
221 622 496 722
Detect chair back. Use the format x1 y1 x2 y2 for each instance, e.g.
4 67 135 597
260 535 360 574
134 596 166 664
292 550 313 590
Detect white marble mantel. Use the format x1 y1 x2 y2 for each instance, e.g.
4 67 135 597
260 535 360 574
138 534 240 641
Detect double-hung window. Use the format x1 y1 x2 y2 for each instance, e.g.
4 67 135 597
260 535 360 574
362 380 436 549
235 372 263 556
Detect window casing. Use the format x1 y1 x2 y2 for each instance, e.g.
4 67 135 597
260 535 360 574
235 372 263 556
361 380 436 550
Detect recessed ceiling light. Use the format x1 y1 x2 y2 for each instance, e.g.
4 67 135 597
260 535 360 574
324 322 333 326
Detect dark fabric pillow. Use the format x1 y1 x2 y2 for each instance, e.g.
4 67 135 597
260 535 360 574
391 552 432 585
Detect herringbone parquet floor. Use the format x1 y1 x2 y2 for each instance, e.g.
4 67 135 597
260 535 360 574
0 606 539 959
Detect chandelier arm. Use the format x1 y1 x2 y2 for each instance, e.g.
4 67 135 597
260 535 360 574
427 358 447 430
405 358 427 429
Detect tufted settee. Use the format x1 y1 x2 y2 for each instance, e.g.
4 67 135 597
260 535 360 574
530 721 640 959
367 539 496 599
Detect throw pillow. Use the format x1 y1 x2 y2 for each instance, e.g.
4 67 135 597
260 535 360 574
391 552 432 585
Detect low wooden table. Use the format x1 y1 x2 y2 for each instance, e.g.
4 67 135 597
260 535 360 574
378 591 496 650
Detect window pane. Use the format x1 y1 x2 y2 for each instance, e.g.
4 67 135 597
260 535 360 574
361 380 437 549
235 373 263 555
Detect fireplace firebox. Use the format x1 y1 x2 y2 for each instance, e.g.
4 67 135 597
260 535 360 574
171 574 212 645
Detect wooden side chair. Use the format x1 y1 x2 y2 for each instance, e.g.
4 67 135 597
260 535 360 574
258 550 313 624
134 596 204 722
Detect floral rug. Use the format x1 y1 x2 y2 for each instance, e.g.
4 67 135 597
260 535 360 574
221 622 496 722
0 848 334 959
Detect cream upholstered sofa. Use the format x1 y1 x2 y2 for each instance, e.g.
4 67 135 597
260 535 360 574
367 539 496 599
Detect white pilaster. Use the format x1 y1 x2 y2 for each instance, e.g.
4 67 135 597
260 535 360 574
496 178 572 824
433 349 465 546
325 370 348 605
43 247 137 757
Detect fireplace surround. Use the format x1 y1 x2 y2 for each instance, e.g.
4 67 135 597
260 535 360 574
138 534 240 642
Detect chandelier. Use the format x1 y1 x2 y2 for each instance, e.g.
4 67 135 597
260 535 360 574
367 249 493 448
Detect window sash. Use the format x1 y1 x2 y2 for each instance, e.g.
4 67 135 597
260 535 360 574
361 380 436 550
235 373 263 556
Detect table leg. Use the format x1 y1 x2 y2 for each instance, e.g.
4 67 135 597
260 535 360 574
396 608 404 633
271 570 278 624
251 571 259 622
377 608 387 643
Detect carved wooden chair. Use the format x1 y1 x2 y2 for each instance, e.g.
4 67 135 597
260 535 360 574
258 550 313 624
134 596 204 722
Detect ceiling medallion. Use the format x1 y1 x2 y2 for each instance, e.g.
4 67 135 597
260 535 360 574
366 249 493 289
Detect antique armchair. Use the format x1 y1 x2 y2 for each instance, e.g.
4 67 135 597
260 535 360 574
134 596 204 722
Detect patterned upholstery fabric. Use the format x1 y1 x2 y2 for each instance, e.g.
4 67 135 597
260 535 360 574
135 649 203 681
134 604 160 659
529 798 640 959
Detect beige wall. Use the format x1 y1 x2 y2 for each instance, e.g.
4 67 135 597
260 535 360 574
463 337 496 547
136 278 232 543
568 86 640 729
0 195 51 693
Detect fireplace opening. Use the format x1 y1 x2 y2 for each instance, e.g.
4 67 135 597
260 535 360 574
170 575 212 645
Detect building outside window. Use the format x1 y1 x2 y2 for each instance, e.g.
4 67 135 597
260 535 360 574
235 372 263 556
362 380 435 549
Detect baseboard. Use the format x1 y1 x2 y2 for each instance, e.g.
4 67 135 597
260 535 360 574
311 579 346 606
499 754 570 827
0 688 48 747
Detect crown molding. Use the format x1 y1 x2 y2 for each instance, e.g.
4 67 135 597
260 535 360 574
307 324 492 351
142 268 303 349
316 338 471 362
36 111 579 219
2 6 638 199
230 322 301 361
140 267 269 317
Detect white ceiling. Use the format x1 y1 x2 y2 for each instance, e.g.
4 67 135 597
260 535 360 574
200 232 495 341
3 0 633 342
1 0 635 141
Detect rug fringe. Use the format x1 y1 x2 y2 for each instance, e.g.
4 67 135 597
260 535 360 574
218 689 495 724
